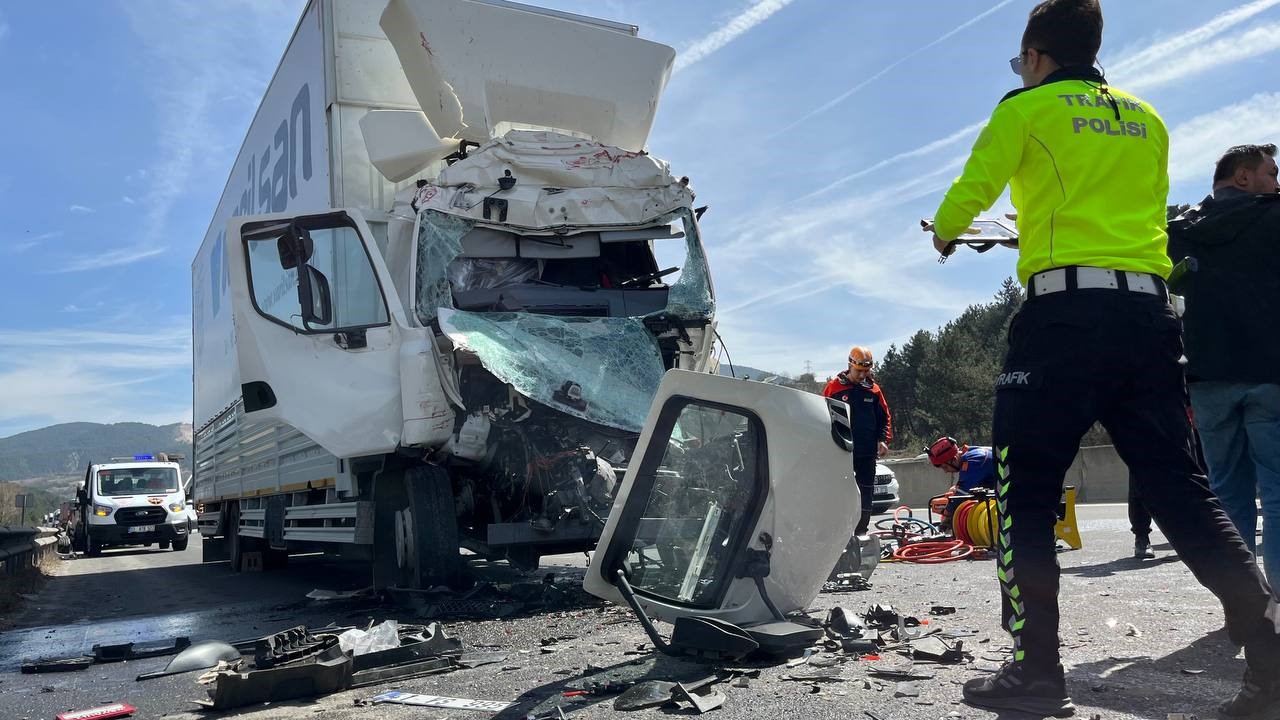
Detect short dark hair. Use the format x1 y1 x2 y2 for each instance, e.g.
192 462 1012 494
1213 144 1278 183
1022 0 1103 68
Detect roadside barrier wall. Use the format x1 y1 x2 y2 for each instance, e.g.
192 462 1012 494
883 444 1131 508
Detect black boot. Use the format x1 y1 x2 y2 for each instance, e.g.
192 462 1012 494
962 660 1074 716
1218 668 1280 718
1134 537 1155 560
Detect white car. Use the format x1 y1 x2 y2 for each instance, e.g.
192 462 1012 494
871 463 900 514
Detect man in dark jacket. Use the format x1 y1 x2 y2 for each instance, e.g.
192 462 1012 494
1168 142 1280 592
823 346 892 535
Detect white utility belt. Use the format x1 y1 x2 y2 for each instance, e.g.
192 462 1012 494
1028 266 1168 300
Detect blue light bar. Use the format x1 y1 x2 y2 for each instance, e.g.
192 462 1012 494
134 454 155 461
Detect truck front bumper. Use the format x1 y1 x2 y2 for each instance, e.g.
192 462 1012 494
90 521 189 546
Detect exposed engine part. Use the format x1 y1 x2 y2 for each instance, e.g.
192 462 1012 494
444 413 491 462
446 366 633 537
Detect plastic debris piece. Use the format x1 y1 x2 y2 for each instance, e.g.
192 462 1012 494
368 690 513 711
910 636 966 664
671 682 726 713
306 587 373 601
21 656 93 674
339 620 400 656
1181 669 1205 676
92 637 191 663
136 641 241 681
56 703 137 720
894 681 921 698
929 606 956 616
1125 623 1143 638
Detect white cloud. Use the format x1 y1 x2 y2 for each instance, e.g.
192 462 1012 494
6 230 62 253
673 0 797 73
1107 0 1280 80
122 195 135 204
0 323 192 435
55 244 167 273
1168 91 1280 188
1123 22 1280 93
774 0 1016 136
69 204 94 214
63 304 81 313
121 1 302 249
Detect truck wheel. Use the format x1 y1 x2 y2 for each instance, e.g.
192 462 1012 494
86 530 102 557
172 537 189 552
71 527 86 553
404 465 465 590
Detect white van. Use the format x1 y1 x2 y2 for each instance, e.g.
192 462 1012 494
72 456 192 555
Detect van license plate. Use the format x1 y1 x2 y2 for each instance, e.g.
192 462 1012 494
128 525 155 533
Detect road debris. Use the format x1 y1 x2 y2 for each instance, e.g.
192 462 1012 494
136 640 241 681
20 656 93 674
93 636 191 663
614 674 722 711
365 690 514 711
55 703 137 720
338 619 400 655
306 587 375 602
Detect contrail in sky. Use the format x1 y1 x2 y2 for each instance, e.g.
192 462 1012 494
771 0 1017 137
674 0 798 74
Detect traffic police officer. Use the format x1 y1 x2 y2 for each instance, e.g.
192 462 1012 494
926 0 1280 716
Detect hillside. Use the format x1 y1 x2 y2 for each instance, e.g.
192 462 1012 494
0 422 193 483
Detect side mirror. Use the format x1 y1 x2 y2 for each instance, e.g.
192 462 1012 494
277 225 315 270
297 263 333 327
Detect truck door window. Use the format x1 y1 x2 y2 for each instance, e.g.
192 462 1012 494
613 401 765 608
243 218 388 333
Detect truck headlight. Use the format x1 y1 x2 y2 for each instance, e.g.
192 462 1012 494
169 502 184 513
93 504 112 517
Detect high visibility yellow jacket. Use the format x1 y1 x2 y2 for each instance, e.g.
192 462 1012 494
933 67 1172 284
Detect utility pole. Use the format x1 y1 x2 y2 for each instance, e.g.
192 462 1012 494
803 360 813 376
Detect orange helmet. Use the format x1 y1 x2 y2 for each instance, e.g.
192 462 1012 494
848 346 873 368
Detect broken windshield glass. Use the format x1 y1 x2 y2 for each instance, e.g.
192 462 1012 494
615 402 764 607
415 209 714 431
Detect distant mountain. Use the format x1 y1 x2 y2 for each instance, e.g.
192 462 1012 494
716 364 794 384
0 422 193 483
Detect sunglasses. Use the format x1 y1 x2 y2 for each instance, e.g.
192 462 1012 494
1009 48 1048 75
849 359 873 368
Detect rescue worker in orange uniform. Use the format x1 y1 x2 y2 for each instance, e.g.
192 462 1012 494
823 346 892 535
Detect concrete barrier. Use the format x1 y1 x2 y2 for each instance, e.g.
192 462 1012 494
882 444 1130 508
0 526 59 576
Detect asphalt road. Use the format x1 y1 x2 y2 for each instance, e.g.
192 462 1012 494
0 506 1261 720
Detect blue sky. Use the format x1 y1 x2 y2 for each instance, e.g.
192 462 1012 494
2 0 1279 437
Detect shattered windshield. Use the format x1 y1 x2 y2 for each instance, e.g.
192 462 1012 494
415 208 714 432
617 402 764 607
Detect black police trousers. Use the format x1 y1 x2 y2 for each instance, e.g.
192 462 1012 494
991 288 1279 670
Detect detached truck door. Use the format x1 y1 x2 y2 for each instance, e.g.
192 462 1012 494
584 370 859 628
226 209 410 457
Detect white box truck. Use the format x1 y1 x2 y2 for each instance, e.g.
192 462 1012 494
191 0 728 587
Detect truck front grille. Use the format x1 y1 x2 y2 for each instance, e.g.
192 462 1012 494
115 507 167 525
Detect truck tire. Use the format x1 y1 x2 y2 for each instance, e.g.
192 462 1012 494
86 529 102 557
404 465 465 590
71 526 86 553
172 536 189 552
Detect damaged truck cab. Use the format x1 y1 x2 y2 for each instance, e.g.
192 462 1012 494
193 0 720 586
